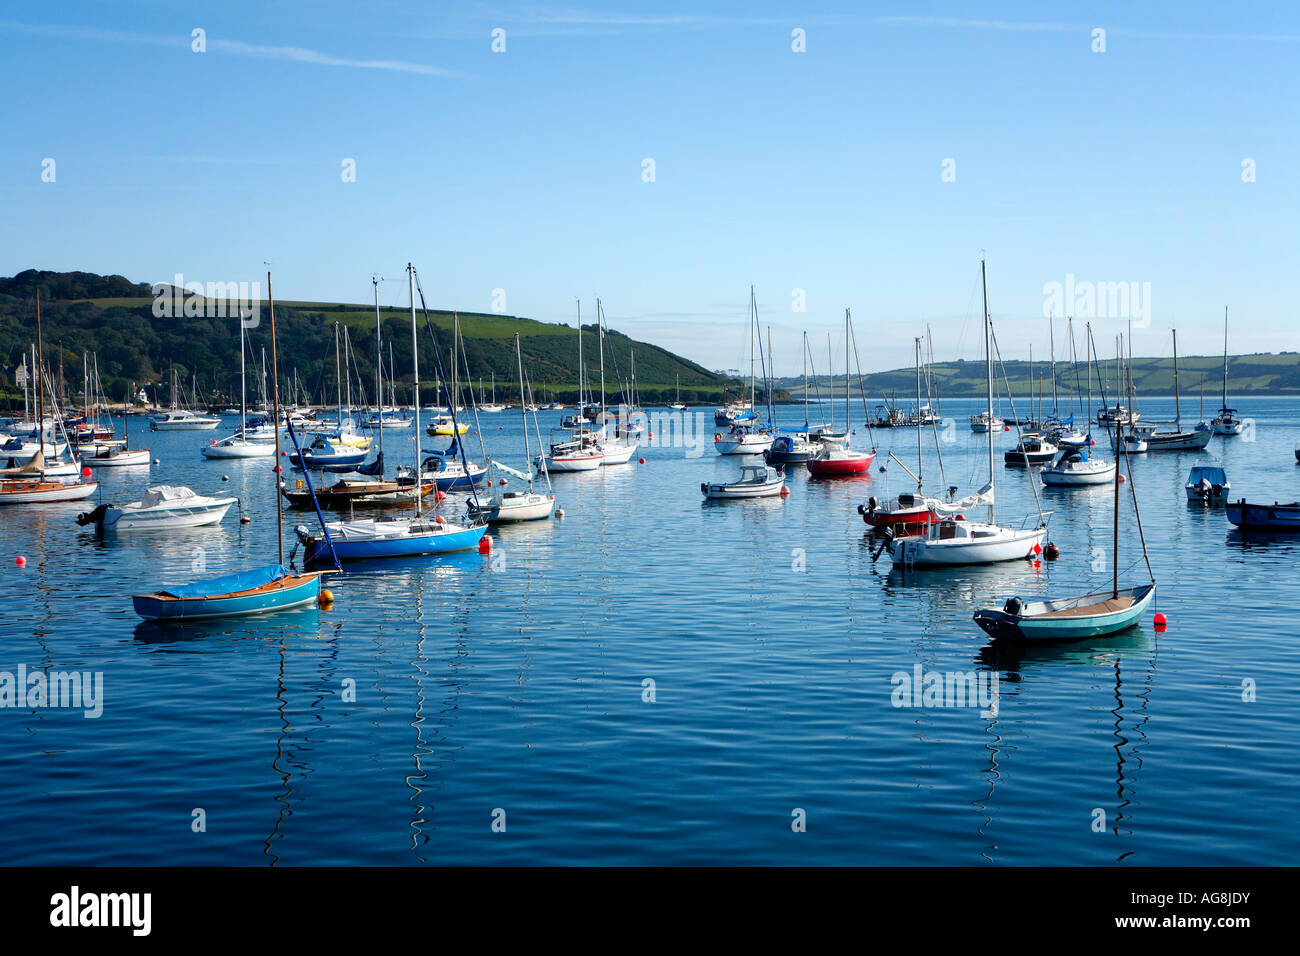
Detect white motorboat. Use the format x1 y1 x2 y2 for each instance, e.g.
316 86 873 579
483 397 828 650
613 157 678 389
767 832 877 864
1 437 69 462
970 410 1003 433
468 489 556 523
1041 445 1116 486
76 485 236 531
599 435 639 465
82 445 151 467
890 519 1045 565
149 409 220 431
202 434 276 459
1185 464 1230 502
702 464 786 499
540 436 603 472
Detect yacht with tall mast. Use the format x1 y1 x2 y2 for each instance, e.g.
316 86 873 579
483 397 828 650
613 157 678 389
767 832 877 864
886 261 1047 566
1211 306 1244 435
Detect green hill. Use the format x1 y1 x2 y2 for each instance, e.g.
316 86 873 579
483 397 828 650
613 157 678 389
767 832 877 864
0 270 734 408
777 352 1300 401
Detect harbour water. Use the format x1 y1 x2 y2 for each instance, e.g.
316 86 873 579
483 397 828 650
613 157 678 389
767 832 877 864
1 397 1297 865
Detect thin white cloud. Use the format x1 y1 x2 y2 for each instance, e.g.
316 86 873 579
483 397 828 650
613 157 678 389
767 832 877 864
0 20 464 76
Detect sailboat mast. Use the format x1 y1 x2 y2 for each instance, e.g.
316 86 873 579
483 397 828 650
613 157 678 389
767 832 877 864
598 298 606 428
1113 417 1121 600
915 336 923 483
981 259 994 524
1049 312 1057 416
576 299 583 410
373 277 384 472
1222 306 1229 409
334 323 343 429
516 333 531 489
268 271 284 568
749 287 756 412
1085 321 1093 428
35 291 44 461
844 309 851 432
802 332 809 426
409 264 422 518
239 321 247 435
1173 328 1181 432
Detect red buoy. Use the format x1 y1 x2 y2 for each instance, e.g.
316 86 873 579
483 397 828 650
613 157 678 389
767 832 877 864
478 536 492 554
1118 474 1126 483
1003 424 1010 432
1153 612 1168 632
81 466 92 478
638 457 646 464
434 490 446 502
15 556 26 568
779 486 790 497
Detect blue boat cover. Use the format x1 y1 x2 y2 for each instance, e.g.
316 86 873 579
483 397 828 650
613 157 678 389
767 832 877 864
1188 466 1227 485
160 564 289 599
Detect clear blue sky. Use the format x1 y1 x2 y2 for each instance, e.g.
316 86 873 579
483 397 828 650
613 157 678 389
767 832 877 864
2 2 1297 376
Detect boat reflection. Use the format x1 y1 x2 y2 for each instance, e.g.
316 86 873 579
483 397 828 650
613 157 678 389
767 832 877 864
133 605 322 644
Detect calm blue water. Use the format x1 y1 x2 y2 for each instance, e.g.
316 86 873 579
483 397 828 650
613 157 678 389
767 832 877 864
1 397 1297 865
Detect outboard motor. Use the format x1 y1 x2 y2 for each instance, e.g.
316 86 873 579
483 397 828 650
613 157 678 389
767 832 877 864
75 503 111 529
1003 597 1023 616
870 525 895 562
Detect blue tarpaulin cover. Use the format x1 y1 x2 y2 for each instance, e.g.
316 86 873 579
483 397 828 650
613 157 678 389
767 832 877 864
160 564 288 599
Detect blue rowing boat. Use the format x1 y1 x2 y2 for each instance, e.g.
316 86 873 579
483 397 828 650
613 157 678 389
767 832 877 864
132 564 322 621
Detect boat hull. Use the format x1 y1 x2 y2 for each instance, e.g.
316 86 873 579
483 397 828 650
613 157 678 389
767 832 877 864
1226 500 1300 531
890 525 1045 566
133 572 321 621
203 440 276 459
0 480 99 503
544 454 603 472
84 450 151 467
807 452 875 478
104 501 234 531
308 524 486 562
468 494 556 523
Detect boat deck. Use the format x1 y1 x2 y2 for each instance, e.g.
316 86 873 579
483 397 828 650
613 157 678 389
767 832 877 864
1038 595 1135 618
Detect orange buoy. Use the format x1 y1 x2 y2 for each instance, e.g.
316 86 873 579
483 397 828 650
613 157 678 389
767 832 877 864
779 486 790 497
318 588 334 606
435 515 445 524
15 556 26 568
478 536 492 554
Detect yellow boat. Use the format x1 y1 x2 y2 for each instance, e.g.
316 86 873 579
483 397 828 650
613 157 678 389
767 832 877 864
426 415 468 436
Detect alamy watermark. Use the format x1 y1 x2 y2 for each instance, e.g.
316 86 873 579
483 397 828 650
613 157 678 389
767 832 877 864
152 273 262 327
891 664 999 717
1042 273 1151 328
1 664 103 718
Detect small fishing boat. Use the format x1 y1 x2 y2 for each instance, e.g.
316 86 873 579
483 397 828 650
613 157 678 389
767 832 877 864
1095 404 1140 426
0 474 99 503
1226 499 1300 532
77 485 236 531
1121 430 1148 454
1003 433 1057 465
468 488 555 523
975 584 1157 641
1185 464 1230 502
133 564 323 621
702 464 785 499
1040 444 1115 486
539 430 604 472
975 418 1158 642
970 410 1002 433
